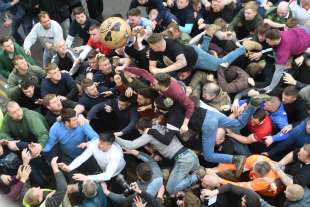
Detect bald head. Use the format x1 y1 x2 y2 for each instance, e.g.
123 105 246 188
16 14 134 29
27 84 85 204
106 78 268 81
277 1 289 17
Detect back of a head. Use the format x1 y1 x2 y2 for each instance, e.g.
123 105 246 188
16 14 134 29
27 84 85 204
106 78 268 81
136 162 153 182
61 108 76 122
246 62 264 77
99 132 115 143
136 117 153 131
254 161 271 177
265 29 281 40
203 82 220 97
224 67 238 83
147 33 163 44
286 184 304 202
244 192 261 207
24 188 40 206
253 109 266 122
283 85 299 97
154 73 171 87
82 180 97 198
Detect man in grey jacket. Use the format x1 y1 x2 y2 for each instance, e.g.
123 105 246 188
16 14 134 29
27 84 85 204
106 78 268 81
115 117 200 194
23 11 64 67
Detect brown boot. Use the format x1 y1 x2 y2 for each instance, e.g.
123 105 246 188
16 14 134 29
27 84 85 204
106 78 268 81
232 155 246 177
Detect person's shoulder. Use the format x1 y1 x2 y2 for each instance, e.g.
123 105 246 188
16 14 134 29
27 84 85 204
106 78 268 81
50 20 61 27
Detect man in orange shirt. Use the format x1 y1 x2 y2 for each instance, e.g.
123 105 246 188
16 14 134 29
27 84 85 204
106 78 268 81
213 155 284 197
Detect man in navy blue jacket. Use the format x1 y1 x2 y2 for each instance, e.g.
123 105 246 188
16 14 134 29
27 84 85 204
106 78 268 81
41 63 78 100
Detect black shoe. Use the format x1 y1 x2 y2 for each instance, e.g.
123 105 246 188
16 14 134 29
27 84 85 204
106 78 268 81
233 155 246 177
249 94 271 107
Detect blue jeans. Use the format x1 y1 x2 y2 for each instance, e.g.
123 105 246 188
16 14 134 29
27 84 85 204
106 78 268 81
43 49 56 67
202 105 257 163
166 149 200 194
193 36 245 71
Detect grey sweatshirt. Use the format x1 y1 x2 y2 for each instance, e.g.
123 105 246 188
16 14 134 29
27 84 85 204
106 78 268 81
23 20 64 51
115 125 184 160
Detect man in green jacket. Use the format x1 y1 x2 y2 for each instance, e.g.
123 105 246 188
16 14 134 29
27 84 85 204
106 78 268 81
0 101 49 156
0 36 36 79
6 55 45 99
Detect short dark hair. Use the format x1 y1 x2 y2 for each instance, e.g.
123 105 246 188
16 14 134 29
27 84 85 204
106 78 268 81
99 132 115 143
20 78 35 90
61 108 77 122
136 117 152 131
13 55 25 65
147 33 163 44
118 94 130 102
136 163 153 182
252 109 266 122
45 63 58 73
283 86 299 97
0 35 11 45
265 29 281 40
127 8 141 17
72 6 85 16
81 78 95 91
38 11 50 21
42 94 57 107
254 161 271 177
89 22 101 31
87 49 99 60
244 194 261 207
246 62 264 77
224 67 238 83
154 96 170 111
256 23 271 35
154 73 171 87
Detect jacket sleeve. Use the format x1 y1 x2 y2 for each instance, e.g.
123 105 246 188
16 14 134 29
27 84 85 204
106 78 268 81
87 99 112 120
6 73 20 98
23 24 39 50
27 112 49 147
147 128 178 145
0 60 10 78
268 135 297 157
125 67 156 84
64 73 78 99
140 191 165 207
120 106 138 136
45 172 67 207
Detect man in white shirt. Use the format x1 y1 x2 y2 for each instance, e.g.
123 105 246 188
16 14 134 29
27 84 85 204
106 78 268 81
58 132 126 182
23 11 64 67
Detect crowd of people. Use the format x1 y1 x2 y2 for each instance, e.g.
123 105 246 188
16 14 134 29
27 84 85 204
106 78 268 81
1 0 310 206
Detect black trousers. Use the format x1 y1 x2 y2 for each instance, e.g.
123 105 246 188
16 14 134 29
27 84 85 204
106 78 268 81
87 0 104 21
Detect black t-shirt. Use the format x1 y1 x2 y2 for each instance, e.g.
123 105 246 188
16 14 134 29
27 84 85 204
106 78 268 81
57 54 74 72
285 149 310 188
45 99 78 127
68 18 98 44
149 39 198 69
16 87 41 111
204 4 235 24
